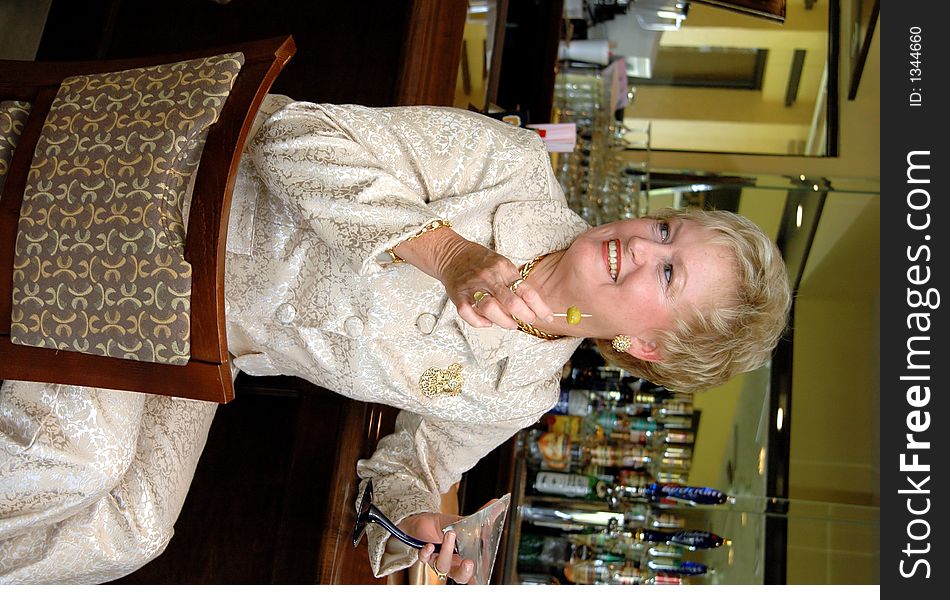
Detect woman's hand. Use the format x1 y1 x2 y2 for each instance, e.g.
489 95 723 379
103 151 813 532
438 237 555 331
390 225 554 330
398 512 476 584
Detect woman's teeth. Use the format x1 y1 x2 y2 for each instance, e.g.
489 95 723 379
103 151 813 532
607 240 619 281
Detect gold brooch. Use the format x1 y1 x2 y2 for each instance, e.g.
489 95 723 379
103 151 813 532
419 363 464 397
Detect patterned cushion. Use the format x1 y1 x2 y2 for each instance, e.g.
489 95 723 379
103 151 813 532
10 53 244 365
0 100 30 194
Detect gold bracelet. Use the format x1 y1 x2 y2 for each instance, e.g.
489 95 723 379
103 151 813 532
387 219 453 264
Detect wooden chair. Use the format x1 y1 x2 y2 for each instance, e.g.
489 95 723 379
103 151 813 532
0 36 296 403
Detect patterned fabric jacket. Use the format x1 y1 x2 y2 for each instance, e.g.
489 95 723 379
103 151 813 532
225 97 588 576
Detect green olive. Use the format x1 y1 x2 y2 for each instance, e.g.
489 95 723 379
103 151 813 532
566 306 581 325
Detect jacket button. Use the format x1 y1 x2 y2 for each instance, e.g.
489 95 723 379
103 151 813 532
275 302 296 324
415 313 437 335
344 316 365 337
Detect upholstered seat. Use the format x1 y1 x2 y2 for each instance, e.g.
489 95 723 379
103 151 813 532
0 36 295 403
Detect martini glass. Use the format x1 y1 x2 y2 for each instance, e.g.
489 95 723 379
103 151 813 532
353 480 511 584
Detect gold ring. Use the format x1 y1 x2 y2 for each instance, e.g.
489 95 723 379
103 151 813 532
472 290 491 308
431 563 448 582
508 277 525 293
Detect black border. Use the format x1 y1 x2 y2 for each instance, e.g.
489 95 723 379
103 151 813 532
882 0 947 593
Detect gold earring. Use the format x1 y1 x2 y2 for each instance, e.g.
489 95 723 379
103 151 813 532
611 335 632 353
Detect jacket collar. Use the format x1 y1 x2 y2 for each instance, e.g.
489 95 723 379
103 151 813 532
442 199 589 389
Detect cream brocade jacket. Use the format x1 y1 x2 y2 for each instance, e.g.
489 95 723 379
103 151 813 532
0 96 588 583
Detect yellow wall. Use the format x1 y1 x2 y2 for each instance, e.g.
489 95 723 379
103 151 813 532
623 3 880 180
624 2 829 155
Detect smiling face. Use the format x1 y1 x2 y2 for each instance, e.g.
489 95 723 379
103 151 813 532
545 217 737 360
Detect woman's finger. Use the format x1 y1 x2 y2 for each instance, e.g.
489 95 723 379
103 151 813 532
436 531 456 580
453 558 475 584
495 284 554 327
475 296 520 330
509 281 554 324
456 294 495 328
418 542 435 564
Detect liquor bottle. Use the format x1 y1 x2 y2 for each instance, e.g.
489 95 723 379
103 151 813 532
645 557 709 576
597 412 661 434
548 388 596 417
562 559 616 584
588 443 651 468
617 470 652 488
659 445 693 461
524 430 584 472
532 470 612 500
517 533 574 571
647 511 687 530
541 413 585 439
643 573 684 585
566 531 623 550
563 561 688 585
612 565 646 585
655 414 693 430
567 531 648 560
646 543 685 560
563 559 644 585
654 455 692 473
655 400 694 417
569 364 625 392
625 429 695 447
654 470 689 485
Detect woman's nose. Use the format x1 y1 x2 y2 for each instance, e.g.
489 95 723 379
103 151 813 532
628 236 660 266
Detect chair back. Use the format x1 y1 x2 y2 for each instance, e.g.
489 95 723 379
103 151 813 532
0 36 296 403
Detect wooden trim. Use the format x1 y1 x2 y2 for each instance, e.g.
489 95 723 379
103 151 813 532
395 0 468 106
187 38 296 364
485 0 510 106
847 0 879 100
317 401 400 584
0 335 233 402
0 88 56 336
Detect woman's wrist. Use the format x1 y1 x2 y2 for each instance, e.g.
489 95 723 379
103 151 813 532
389 223 471 283
387 219 454 264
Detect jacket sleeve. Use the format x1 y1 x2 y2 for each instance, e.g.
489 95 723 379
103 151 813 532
246 101 551 276
355 409 539 578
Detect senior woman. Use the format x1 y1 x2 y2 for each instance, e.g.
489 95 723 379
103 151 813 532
0 96 790 584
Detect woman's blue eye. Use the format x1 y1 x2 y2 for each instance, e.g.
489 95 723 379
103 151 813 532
663 263 673 285
659 221 671 241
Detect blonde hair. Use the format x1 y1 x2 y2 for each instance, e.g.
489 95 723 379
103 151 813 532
596 208 791 392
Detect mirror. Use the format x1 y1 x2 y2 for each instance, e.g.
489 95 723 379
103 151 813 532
588 0 837 156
